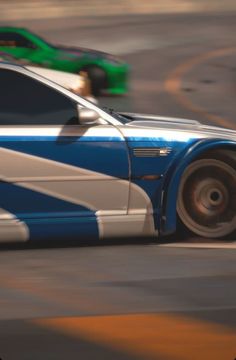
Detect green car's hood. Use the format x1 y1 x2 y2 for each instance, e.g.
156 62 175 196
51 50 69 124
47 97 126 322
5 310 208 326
57 45 109 59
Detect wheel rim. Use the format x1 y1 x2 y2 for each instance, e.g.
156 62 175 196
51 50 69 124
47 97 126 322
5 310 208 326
177 158 236 238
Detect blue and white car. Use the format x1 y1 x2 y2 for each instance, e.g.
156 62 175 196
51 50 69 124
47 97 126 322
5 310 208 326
0 62 236 243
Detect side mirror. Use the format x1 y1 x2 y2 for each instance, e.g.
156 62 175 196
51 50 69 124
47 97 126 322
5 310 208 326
78 107 100 125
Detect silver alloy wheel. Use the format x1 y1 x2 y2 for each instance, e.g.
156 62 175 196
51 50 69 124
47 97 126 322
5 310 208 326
177 158 236 238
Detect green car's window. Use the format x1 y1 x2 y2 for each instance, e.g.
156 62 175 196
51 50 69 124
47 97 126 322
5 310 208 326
0 32 35 48
0 69 78 125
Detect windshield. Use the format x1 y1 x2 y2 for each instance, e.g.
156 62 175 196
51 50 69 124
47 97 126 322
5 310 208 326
29 30 56 48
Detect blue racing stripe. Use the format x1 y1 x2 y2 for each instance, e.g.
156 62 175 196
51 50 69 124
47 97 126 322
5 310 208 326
0 139 129 178
26 216 99 242
0 181 99 240
0 181 95 219
0 135 122 142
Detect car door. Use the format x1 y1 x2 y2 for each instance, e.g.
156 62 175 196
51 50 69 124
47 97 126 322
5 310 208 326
0 67 129 241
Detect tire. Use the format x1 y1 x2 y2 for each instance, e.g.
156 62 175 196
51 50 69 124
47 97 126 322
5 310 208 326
177 157 236 238
85 67 106 96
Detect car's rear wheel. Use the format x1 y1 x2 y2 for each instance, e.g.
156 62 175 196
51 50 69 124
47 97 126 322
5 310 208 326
177 157 236 238
85 67 107 96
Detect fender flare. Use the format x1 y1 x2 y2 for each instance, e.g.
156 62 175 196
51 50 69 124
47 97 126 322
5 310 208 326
160 139 236 235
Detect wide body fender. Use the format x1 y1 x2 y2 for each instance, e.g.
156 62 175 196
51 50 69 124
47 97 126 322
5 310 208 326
160 139 236 235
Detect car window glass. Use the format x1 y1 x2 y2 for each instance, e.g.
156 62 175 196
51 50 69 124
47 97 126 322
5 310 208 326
0 69 78 125
0 32 35 48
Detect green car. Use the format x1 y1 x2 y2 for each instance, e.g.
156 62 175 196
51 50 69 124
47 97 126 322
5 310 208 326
0 27 129 96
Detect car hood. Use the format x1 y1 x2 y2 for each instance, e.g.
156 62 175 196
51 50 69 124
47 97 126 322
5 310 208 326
57 45 108 59
120 112 236 140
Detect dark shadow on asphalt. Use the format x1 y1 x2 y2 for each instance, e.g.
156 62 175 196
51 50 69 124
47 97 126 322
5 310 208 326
0 234 177 252
0 229 234 252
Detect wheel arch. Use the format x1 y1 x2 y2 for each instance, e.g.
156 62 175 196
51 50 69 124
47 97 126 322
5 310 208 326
160 139 236 235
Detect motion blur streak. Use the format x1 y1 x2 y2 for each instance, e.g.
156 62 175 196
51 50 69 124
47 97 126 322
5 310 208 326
33 314 236 360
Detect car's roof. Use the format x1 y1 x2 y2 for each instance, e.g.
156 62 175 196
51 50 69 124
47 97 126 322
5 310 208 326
0 26 27 32
0 60 21 67
0 61 23 70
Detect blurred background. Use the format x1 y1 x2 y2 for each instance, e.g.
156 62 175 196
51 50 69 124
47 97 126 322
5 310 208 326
1 0 236 127
0 1 236 359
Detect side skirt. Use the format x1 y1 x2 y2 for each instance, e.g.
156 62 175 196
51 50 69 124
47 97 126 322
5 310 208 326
0 214 158 243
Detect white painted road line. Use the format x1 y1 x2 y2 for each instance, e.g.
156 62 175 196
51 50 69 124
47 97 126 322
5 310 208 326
158 242 236 249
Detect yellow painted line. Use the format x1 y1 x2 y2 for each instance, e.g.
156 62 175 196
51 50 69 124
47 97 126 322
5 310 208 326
33 313 236 360
165 47 236 129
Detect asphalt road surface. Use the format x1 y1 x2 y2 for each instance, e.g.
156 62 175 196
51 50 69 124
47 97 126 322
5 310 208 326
0 12 236 360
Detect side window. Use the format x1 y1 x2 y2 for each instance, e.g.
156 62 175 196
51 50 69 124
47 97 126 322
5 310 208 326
0 32 35 49
0 69 78 125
